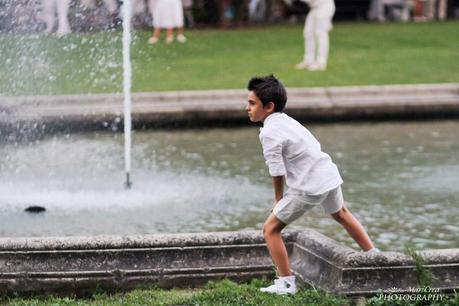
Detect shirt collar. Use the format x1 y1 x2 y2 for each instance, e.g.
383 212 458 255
262 112 283 126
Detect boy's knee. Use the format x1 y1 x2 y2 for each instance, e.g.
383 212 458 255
262 221 279 237
262 223 271 237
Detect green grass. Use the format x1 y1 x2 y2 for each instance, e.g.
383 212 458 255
0 21 458 96
4 279 459 306
3 279 350 306
405 245 434 288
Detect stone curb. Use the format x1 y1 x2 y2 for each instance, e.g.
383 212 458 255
1 230 458 297
1 83 458 132
291 230 459 296
0 231 298 251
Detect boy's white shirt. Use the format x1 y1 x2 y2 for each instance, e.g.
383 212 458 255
259 112 343 196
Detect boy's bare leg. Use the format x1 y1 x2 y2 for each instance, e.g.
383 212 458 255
331 206 374 251
263 213 292 276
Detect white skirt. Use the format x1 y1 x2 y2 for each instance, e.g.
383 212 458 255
151 0 184 29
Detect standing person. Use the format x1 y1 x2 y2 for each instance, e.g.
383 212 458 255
148 0 187 44
182 0 194 27
295 0 335 71
245 75 379 295
41 0 71 37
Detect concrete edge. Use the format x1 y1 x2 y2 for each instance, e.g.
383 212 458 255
1 83 458 104
289 230 459 296
1 229 458 297
0 230 300 251
1 83 459 134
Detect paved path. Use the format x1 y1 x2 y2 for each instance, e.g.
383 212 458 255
1 83 458 130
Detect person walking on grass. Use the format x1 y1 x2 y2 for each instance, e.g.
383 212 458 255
245 75 379 295
296 0 335 71
148 0 187 44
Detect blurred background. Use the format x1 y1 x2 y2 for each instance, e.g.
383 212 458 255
1 0 458 33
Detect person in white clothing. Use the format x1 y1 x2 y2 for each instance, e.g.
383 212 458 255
148 0 187 44
41 0 118 37
41 0 71 37
295 0 335 71
245 75 378 295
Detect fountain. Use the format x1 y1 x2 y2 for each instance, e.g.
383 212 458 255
122 0 132 188
0 0 458 298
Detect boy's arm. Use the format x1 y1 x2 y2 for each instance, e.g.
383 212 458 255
260 134 286 207
272 175 284 204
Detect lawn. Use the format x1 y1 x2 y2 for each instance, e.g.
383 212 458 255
0 21 458 96
5 279 459 306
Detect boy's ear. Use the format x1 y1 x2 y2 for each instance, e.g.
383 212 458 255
266 101 275 113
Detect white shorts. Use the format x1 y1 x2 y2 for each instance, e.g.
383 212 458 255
273 186 344 224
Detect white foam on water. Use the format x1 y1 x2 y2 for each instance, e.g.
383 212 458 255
0 170 269 215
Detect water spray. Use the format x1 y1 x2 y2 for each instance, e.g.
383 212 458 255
122 0 133 189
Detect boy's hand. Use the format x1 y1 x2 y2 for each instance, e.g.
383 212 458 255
272 176 284 203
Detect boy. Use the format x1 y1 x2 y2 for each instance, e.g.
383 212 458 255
246 75 378 295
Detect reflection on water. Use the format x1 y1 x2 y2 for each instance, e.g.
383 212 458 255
1 120 458 251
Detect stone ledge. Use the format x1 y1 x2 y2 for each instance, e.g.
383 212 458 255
0 231 291 295
291 230 459 296
0 229 458 297
1 83 458 132
0 231 298 251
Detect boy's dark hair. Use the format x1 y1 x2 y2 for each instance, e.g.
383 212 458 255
247 75 287 112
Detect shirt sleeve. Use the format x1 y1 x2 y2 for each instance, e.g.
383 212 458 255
261 135 286 177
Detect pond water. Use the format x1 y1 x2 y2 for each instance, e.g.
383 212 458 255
1 120 458 251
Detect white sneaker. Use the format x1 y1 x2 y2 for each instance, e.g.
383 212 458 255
176 34 187 43
365 247 381 255
308 62 327 71
260 276 297 295
295 61 311 70
56 28 71 38
148 36 159 45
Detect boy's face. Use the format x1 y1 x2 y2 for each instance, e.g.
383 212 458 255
246 91 274 123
